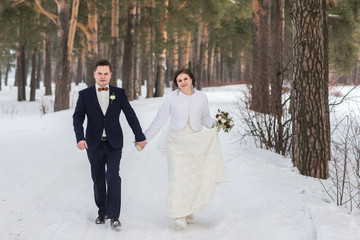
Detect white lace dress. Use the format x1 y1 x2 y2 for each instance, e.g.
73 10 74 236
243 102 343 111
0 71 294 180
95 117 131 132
144 89 227 218
166 122 227 218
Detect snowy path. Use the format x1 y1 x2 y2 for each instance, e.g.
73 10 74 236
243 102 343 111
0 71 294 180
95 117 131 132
1 85 359 240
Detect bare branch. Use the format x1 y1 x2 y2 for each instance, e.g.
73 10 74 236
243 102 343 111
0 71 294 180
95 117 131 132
34 0 57 25
330 85 359 106
177 1 187 10
11 0 27 7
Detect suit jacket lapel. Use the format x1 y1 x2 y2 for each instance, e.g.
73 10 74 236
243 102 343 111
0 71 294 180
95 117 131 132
105 85 115 116
91 86 105 116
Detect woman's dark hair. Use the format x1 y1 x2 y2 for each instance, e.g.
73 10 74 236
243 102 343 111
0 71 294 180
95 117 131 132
94 59 112 72
173 69 196 88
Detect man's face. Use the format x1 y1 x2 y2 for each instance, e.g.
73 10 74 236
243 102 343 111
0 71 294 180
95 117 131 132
94 65 111 87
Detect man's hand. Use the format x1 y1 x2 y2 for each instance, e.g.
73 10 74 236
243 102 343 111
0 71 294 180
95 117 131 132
77 140 88 150
135 140 147 151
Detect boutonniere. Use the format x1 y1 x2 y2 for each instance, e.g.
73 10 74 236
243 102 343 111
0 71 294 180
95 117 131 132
110 93 116 104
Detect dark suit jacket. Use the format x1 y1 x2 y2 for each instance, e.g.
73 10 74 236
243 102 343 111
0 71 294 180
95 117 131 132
73 85 146 150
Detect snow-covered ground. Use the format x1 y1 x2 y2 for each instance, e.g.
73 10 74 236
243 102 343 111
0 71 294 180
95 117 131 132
0 82 359 240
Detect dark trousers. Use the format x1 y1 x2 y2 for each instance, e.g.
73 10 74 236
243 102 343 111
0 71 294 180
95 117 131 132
86 140 122 218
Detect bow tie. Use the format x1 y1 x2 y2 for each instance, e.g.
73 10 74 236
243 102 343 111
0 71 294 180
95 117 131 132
98 87 109 92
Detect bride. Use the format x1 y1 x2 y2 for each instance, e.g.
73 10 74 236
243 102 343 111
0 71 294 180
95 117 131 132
144 69 227 229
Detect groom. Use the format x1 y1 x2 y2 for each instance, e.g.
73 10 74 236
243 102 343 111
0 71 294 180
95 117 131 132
73 59 147 228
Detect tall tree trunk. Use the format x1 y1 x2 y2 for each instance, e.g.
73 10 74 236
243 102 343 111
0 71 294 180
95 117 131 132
133 3 141 99
221 51 226 82
30 47 37 101
85 0 98 86
154 0 168 97
119 38 124 81
54 0 71 112
215 48 221 84
251 0 270 113
36 48 42 89
270 0 284 113
0 63 2 91
5 60 10 86
201 24 208 85
195 21 204 90
172 32 179 71
68 0 80 63
270 0 285 154
165 33 172 88
208 46 215 84
122 3 136 100
110 0 119 86
16 35 26 101
44 33 52 96
180 32 191 69
291 0 330 179
322 0 330 150
197 22 208 89
0 42 2 90
154 50 166 97
239 51 246 83
251 0 260 108
145 24 154 98
76 54 83 85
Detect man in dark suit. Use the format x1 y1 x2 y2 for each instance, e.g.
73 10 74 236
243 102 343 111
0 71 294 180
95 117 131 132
73 59 146 229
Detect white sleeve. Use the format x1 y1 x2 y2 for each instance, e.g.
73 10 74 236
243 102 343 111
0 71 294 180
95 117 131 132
144 97 171 142
201 94 216 129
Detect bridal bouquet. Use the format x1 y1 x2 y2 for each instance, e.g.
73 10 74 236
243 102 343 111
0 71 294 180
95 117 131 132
215 109 234 133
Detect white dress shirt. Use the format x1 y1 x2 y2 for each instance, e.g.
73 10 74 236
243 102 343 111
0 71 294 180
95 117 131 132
95 84 109 137
144 89 215 142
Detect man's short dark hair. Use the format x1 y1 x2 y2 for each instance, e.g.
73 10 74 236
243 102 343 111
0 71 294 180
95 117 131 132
94 59 112 72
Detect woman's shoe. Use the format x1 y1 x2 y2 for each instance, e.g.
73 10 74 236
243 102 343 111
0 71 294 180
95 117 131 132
174 217 186 230
186 214 195 224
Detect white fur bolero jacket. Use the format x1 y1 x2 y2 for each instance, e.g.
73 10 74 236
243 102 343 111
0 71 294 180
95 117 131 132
144 89 215 142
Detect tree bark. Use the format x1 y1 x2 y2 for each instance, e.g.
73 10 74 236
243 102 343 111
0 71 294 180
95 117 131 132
30 47 37 101
270 0 285 154
15 31 26 101
251 0 270 113
54 0 71 112
154 0 168 97
251 0 260 107
172 32 179 71
67 0 80 63
322 0 330 149
122 3 136 100
180 32 191 69
201 24 208 85
5 61 10 86
195 21 204 90
85 0 98 86
44 32 52 96
133 3 141 99
75 53 83 85
0 62 2 91
208 46 215 84
291 0 330 179
145 24 154 98
36 48 42 89
110 0 119 86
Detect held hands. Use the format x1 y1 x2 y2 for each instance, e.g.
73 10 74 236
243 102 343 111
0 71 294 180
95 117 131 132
135 140 147 151
77 140 88 150
78 139 147 151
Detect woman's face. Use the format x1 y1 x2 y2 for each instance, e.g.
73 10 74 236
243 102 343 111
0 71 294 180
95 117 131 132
176 73 193 93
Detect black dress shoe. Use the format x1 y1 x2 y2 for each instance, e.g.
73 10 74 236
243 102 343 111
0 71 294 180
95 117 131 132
110 218 121 228
95 215 106 224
